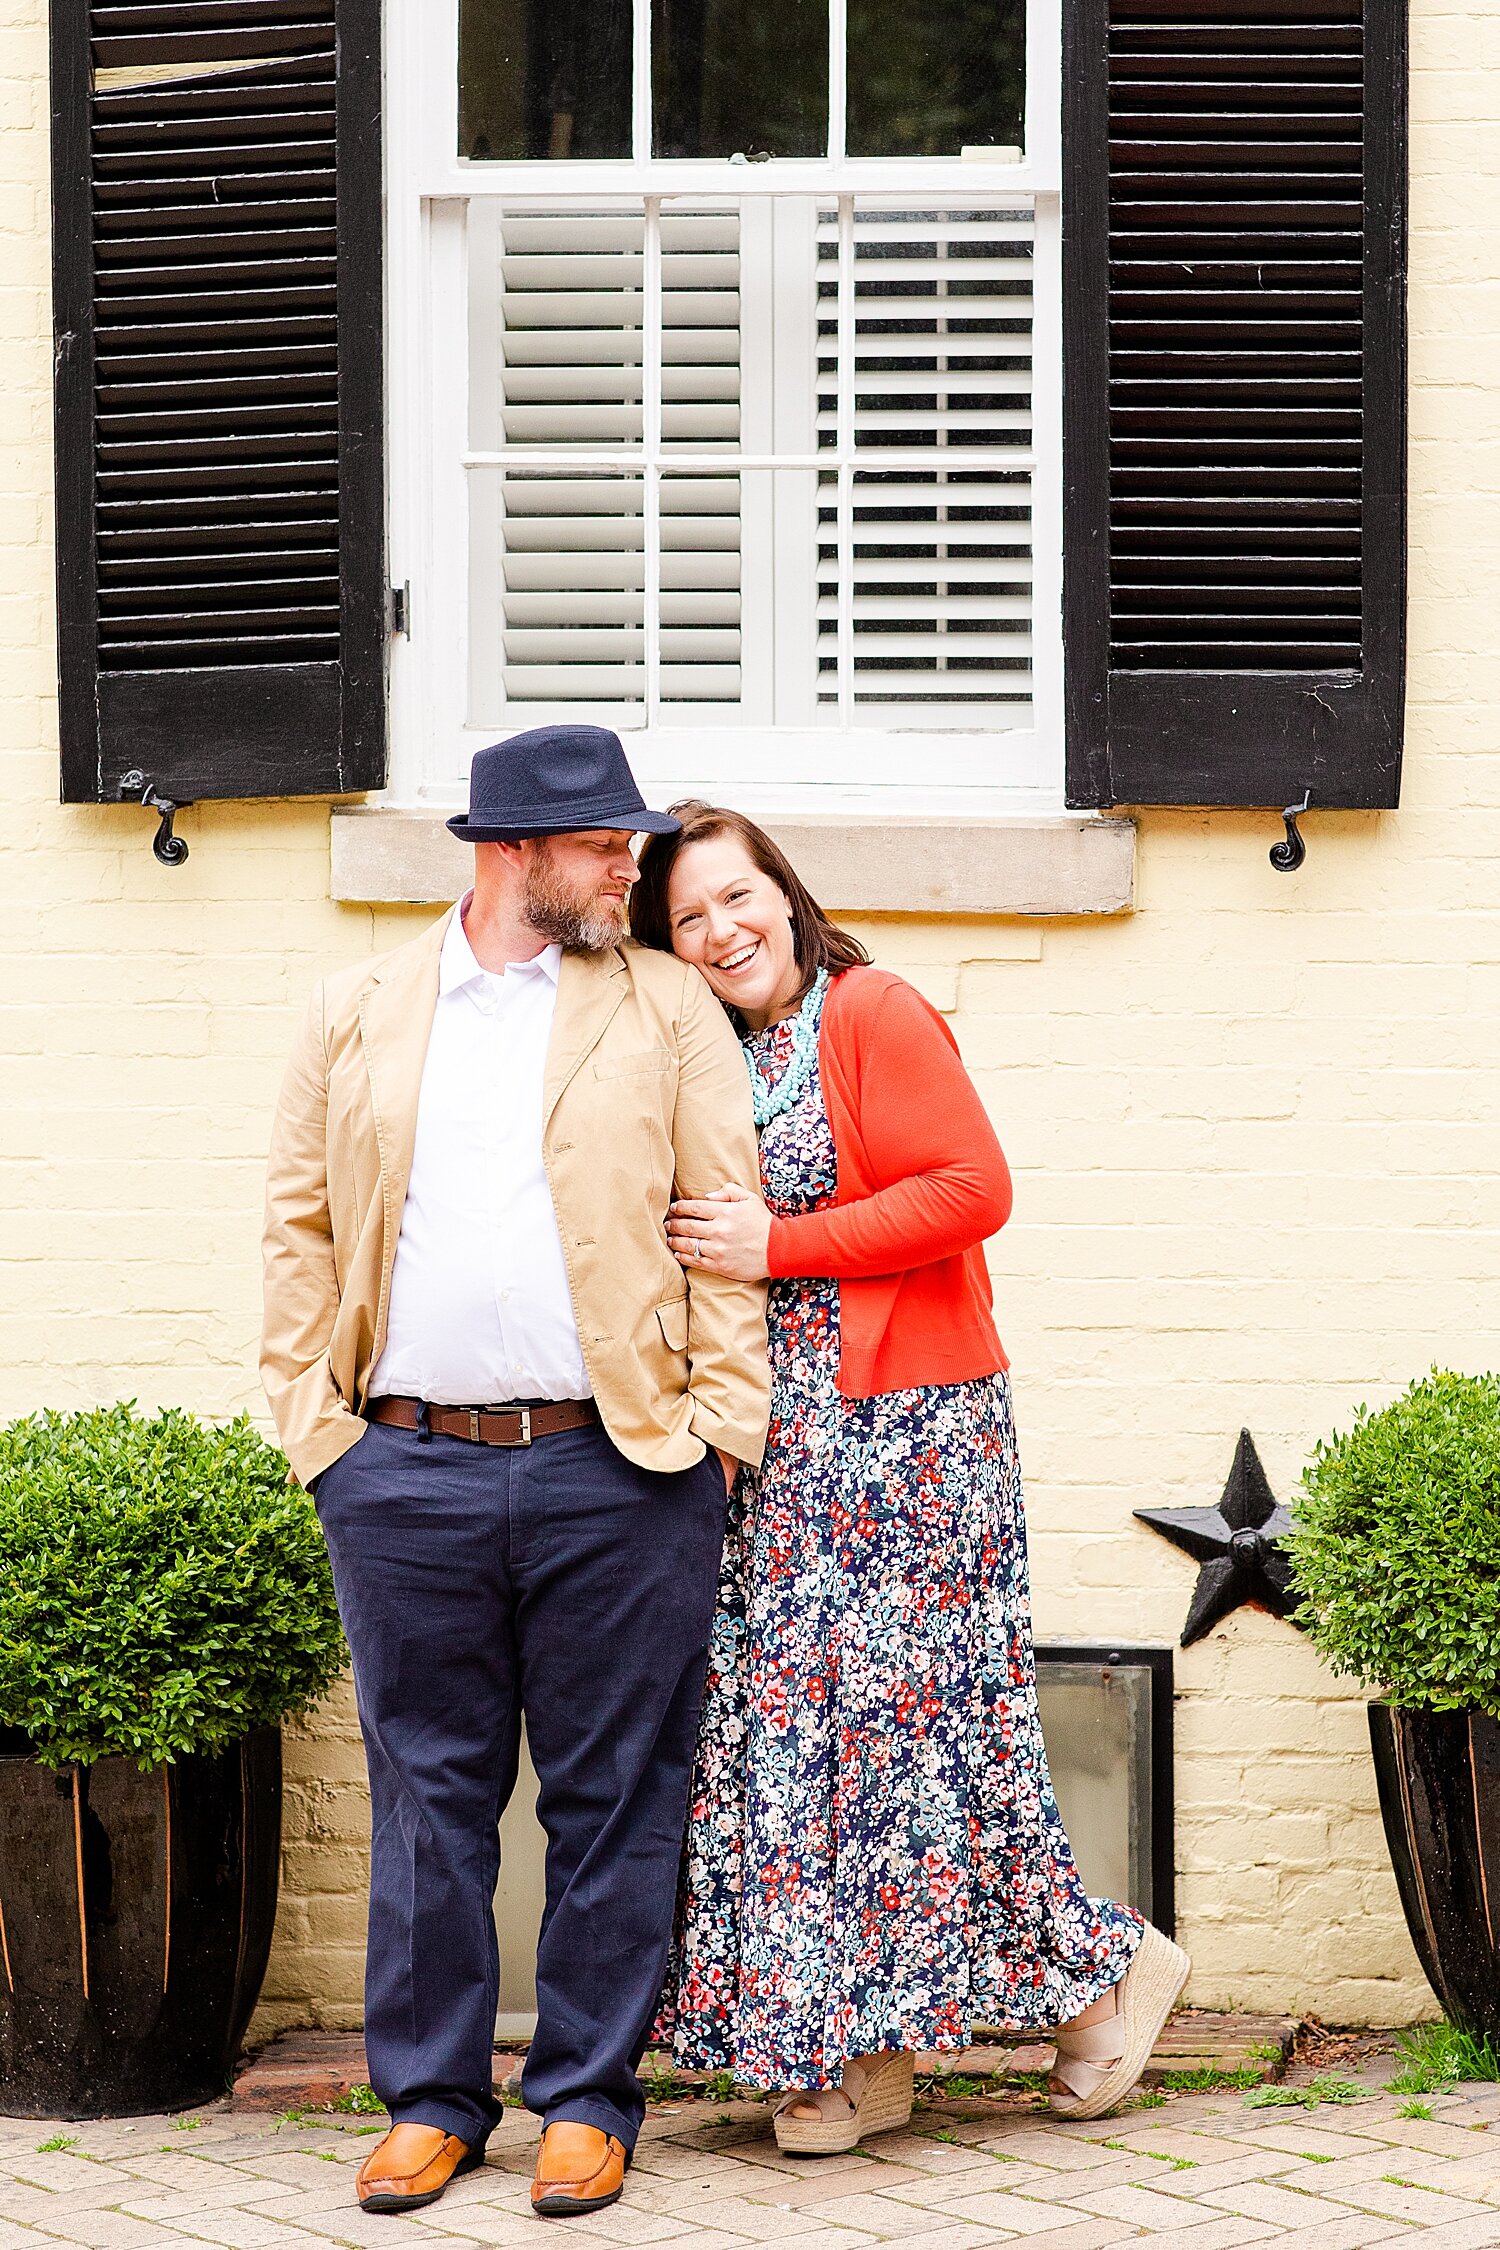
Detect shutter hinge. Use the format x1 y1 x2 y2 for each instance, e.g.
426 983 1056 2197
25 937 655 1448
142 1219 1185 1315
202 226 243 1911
387 582 411 637
119 771 189 868
1269 791 1311 874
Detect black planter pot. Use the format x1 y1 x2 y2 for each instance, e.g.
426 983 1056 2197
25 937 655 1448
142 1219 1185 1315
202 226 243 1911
1368 1701 1500 2040
0 1728 281 2118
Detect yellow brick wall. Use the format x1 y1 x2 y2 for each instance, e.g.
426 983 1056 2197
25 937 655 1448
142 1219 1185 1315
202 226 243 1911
2 0 1494 2034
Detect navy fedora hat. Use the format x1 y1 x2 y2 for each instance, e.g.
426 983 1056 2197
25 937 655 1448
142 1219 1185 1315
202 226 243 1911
446 724 681 844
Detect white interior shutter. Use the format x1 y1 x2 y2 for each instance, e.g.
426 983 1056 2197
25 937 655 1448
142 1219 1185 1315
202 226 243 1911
467 196 1037 739
468 205 742 716
659 210 741 705
815 204 1035 722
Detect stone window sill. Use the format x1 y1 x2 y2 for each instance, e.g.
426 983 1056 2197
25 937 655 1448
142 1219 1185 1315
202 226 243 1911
330 808 1136 918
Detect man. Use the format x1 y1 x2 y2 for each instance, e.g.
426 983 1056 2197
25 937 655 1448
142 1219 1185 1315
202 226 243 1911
261 726 768 2221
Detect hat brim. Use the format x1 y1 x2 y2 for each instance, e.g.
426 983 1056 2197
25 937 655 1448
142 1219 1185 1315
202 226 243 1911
447 805 681 843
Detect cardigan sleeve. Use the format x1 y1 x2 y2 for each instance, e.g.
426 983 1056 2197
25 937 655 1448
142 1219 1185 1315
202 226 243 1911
766 979 1012 1280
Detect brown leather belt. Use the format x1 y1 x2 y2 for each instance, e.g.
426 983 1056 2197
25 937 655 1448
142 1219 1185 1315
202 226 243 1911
367 1395 599 1448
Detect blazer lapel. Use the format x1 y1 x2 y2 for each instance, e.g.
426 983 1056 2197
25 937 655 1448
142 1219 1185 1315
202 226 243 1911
545 945 629 1126
358 909 450 1221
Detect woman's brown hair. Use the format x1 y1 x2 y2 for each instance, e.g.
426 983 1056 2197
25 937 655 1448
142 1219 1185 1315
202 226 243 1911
630 801 870 990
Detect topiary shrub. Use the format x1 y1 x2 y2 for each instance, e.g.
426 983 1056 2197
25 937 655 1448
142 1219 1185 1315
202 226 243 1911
0 1404 345 1767
1289 1369 1500 1712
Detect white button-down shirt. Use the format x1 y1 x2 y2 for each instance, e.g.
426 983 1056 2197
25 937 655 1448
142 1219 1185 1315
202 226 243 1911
367 903 590 1406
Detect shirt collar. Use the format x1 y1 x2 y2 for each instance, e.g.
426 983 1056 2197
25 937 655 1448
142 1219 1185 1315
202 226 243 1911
440 894 562 997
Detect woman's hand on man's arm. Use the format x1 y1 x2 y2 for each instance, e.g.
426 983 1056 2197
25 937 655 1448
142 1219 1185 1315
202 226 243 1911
667 1180 773 1282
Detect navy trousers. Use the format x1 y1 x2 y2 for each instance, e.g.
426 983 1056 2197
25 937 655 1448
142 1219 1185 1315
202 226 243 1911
312 1413 726 2150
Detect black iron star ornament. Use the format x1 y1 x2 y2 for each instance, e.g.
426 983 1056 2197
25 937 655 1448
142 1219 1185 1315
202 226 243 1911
1134 1429 1303 1648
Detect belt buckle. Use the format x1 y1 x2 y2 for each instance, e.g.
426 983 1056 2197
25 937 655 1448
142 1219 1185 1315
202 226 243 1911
476 1405 532 1447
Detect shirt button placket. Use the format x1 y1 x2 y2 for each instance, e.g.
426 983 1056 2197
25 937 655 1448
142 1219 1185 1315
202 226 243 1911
487 1001 508 1380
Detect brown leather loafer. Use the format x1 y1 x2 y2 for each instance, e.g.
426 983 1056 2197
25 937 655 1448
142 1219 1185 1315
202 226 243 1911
356 2122 482 2213
531 2122 627 2218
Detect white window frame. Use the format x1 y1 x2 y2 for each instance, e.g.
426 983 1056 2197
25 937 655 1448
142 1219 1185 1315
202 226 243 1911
383 0 1066 817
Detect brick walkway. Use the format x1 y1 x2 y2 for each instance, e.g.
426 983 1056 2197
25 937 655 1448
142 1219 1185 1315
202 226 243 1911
7 2056 1500 2249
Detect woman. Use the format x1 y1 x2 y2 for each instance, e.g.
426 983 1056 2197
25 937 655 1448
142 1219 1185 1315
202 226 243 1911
631 805 1189 2153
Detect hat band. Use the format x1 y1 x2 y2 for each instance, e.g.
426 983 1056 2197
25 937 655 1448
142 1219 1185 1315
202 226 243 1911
452 792 655 833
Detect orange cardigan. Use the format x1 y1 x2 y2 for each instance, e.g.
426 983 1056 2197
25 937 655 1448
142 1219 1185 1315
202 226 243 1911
765 965 1012 1396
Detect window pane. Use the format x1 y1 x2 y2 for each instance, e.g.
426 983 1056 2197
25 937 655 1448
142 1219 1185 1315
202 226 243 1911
653 0 828 159
845 0 1024 158
467 206 742 456
661 474 741 701
460 0 632 161
1036 1660 1157 1920
469 208 645 454
470 470 646 715
661 210 741 450
464 194 1037 736
816 205 1034 718
467 206 750 724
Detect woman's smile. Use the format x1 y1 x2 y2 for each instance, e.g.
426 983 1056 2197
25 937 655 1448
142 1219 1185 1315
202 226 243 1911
713 939 761 976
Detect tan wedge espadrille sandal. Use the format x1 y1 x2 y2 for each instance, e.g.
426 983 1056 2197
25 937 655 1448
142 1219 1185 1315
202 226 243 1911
1048 1922 1191 2121
773 2050 915 2156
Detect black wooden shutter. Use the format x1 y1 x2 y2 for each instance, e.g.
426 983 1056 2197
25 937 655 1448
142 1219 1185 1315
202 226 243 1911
1063 0 1406 809
51 2 385 807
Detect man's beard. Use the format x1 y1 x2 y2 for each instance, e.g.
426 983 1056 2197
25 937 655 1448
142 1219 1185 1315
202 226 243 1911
521 843 628 953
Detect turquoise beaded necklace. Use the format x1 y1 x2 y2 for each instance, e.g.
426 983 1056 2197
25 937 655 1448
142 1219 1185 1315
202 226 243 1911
745 968 829 1130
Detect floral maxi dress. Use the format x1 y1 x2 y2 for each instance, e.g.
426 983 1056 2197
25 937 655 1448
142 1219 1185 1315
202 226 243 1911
656 976 1142 2090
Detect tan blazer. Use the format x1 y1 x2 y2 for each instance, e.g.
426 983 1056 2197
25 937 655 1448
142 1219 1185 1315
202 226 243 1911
261 910 769 1490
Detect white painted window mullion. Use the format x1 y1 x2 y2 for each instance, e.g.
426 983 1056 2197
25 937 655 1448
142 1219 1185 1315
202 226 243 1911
461 450 1033 471
448 162 1046 200
632 0 652 160
1024 0 1064 185
828 0 847 161
427 200 472 783
642 195 663 725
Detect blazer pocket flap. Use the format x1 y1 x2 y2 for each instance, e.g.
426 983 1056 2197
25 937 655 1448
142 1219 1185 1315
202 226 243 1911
593 1049 673 1079
656 1295 690 1352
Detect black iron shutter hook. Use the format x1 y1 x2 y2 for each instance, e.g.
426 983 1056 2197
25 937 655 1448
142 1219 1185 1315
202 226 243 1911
1270 789 1311 873
119 770 190 866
